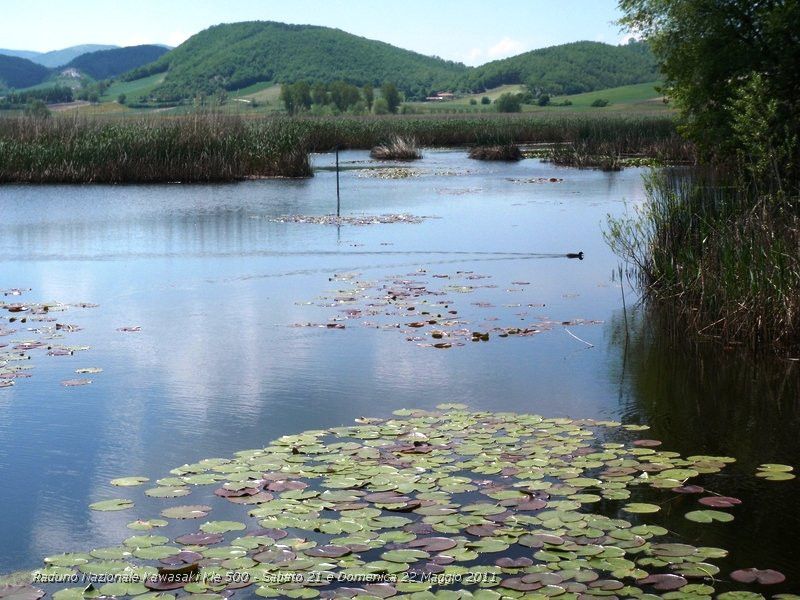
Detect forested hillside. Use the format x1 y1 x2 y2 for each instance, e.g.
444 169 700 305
0 55 50 89
66 45 169 79
461 41 658 94
123 21 468 101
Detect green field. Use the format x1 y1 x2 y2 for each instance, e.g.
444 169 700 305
552 81 666 112
404 81 668 116
101 72 166 102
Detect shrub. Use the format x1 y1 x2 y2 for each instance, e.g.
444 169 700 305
591 98 610 107
370 136 422 160
495 93 522 113
468 144 523 161
481 96 491 105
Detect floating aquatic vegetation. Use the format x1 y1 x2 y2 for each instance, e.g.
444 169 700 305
60 379 92 387
267 214 428 226
756 464 795 481
436 187 483 196
0 290 97 390
356 168 425 179
298 269 601 349
355 167 474 180
508 177 564 184
21 407 793 598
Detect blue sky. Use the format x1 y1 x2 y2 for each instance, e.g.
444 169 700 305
1 0 629 66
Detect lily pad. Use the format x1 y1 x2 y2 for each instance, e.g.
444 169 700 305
111 476 150 487
160 505 211 519
730 568 786 585
684 510 734 523
622 503 661 514
89 498 134 512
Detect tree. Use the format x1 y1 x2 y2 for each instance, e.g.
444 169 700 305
494 93 522 113
311 82 328 106
280 81 312 114
372 97 390 115
280 84 296 114
380 82 401 114
537 94 550 106
24 100 50 119
363 84 374 110
619 0 800 181
117 93 127 105
480 96 491 105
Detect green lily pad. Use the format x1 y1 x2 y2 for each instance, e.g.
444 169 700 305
685 510 734 523
622 503 661 514
200 520 247 533
110 476 149 487
89 498 134 512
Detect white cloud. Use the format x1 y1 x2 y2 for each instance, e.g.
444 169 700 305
466 47 484 63
165 30 191 47
462 37 529 66
487 37 526 59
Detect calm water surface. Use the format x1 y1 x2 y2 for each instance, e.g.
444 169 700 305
0 151 797 590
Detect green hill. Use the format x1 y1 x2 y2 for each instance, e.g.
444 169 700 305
33 44 119 68
0 55 50 89
66 45 170 79
462 41 658 95
124 21 468 101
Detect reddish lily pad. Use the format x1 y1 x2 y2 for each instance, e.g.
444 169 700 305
730 568 786 585
61 379 92 387
698 496 742 508
640 574 688 591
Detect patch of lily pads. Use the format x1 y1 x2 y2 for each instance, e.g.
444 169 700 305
266 214 429 226
11 407 795 599
0 289 98 390
295 270 601 349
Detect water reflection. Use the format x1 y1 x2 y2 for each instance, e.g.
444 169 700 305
2 151 796 592
609 307 800 583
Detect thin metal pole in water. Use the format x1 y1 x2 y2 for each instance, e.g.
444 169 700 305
335 145 340 217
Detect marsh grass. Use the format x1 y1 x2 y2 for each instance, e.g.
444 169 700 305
0 112 689 182
369 135 422 160
0 114 312 183
468 144 523 161
607 169 800 351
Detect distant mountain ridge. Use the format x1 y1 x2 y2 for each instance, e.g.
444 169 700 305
0 55 51 89
123 21 468 101
65 45 170 79
0 44 119 68
121 21 658 102
463 41 658 95
0 45 169 91
1 23 659 104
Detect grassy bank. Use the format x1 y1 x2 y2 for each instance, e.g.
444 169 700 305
607 170 800 351
0 112 689 183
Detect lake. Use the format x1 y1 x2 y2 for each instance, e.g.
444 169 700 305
0 150 798 592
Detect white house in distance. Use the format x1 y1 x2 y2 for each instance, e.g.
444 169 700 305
425 91 456 101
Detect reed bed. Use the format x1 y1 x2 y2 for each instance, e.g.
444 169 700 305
0 114 312 183
369 136 421 160
468 144 523 161
606 169 800 351
0 112 688 183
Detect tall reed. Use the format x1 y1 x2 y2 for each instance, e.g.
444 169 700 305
606 169 800 350
0 112 689 182
0 114 311 183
